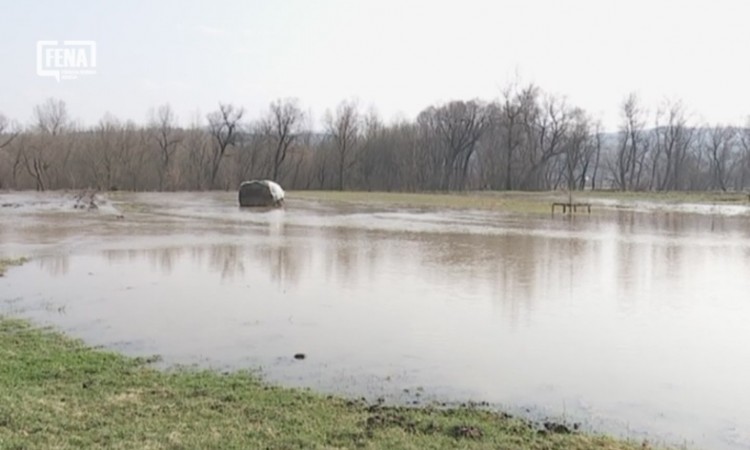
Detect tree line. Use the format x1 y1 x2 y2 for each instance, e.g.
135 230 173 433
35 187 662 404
2 85 750 193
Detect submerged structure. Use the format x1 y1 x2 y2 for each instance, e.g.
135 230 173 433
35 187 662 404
238 180 285 207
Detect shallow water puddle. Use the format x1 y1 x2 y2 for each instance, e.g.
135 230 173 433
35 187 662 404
2 192 750 449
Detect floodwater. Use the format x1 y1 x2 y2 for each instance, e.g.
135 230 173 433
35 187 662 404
2 191 750 449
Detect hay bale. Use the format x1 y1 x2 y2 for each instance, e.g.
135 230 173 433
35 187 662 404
238 180 285 207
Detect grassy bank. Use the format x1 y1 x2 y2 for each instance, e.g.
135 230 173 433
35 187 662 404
0 317 649 449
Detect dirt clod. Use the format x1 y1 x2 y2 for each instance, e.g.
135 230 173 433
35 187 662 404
451 425 483 439
543 421 572 434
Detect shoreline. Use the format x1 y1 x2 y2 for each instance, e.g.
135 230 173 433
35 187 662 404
0 314 652 449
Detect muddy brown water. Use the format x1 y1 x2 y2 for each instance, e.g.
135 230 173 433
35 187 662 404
2 191 750 449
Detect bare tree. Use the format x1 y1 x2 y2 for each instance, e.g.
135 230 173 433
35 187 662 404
652 100 695 191
0 114 19 150
519 94 572 190
23 141 50 191
233 122 266 185
122 127 150 190
702 125 736 191
93 114 121 189
150 104 181 191
286 132 314 189
737 122 750 190
87 114 143 190
261 99 304 182
587 121 604 190
311 139 332 189
207 103 244 189
34 98 69 136
0 114 20 188
21 98 72 190
497 84 531 190
418 100 489 190
182 122 212 190
326 100 361 190
358 110 400 191
561 108 593 193
612 93 649 190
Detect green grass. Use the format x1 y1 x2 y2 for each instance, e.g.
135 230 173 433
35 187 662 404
0 258 28 277
0 317 652 450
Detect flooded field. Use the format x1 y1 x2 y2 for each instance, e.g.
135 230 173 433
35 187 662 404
2 191 750 449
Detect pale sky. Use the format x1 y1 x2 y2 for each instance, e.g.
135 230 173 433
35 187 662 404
1 0 749 131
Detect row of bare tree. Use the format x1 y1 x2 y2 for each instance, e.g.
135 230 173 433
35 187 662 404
611 94 750 191
2 87 750 192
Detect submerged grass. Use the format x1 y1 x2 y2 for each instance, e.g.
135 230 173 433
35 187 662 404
0 317 651 449
291 189 750 214
290 190 557 214
0 258 28 277
582 190 750 204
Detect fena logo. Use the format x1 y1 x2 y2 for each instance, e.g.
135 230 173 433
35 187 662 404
37 40 97 82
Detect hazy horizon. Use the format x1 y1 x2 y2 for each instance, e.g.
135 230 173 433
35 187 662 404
2 0 750 131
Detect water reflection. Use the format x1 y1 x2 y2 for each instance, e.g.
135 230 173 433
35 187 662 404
101 246 246 279
36 255 71 276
